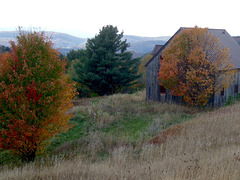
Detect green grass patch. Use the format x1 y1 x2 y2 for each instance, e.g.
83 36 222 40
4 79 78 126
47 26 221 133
47 113 91 153
0 151 22 168
161 113 193 129
104 114 153 142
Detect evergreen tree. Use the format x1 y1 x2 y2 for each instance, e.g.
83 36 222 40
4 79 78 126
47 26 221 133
66 49 87 69
67 49 87 62
73 25 141 95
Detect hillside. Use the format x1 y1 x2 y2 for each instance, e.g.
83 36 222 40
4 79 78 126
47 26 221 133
0 31 16 47
127 40 166 54
0 31 168 56
1 31 240 58
124 35 169 57
124 35 169 43
0 31 86 49
47 32 86 49
1 90 239 179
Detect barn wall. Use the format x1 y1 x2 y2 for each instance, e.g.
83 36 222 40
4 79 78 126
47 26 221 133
147 65 240 106
146 54 161 101
145 28 183 102
214 70 240 106
146 53 184 103
146 27 240 107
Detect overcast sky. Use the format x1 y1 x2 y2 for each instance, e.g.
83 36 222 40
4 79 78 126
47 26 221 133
1 0 239 38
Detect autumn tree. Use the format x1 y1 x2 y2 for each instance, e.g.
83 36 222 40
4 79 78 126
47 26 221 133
73 25 141 96
0 30 76 162
137 54 152 86
158 27 234 106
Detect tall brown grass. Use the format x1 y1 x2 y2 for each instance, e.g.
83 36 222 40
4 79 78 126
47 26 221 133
1 91 240 179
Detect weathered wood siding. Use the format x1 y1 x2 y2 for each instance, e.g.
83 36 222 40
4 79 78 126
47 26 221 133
146 53 182 103
146 54 161 101
146 28 183 102
147 59 240 106
214 70 240 106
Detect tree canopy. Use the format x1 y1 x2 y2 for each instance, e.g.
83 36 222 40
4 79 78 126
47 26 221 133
158 27 234 106
0 30 76 161
66 49 87 62
72 25 141 96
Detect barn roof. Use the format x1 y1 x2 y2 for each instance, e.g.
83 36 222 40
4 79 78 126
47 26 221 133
208 29 240 69
145 27 240 69
145 27 184 67
151 45 163 55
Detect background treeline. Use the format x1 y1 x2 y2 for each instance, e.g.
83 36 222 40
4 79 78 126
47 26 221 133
0 45 10 53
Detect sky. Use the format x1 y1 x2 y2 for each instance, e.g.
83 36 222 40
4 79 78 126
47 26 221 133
1 0 239 38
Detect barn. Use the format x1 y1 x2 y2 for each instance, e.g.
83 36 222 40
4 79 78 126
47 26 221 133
145 27 240 106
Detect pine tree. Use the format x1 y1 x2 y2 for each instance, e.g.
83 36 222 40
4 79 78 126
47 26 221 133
73 25 141 95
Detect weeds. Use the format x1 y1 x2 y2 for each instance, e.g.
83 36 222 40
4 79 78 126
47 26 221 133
3 90 239 179
224 93 240 106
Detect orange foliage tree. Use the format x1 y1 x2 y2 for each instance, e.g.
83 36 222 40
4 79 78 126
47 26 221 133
0 30 76 161
158 27 234 106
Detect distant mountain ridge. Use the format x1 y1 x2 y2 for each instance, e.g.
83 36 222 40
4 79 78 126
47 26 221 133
1 31 240 58
123 35 169 56
0 31 169 57
0 31 86 49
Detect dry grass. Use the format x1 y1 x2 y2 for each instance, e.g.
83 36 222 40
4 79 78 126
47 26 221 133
1 91 240 179
70 90 195 128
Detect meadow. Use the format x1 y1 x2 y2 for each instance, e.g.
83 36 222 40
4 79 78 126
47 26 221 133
0 90 240 179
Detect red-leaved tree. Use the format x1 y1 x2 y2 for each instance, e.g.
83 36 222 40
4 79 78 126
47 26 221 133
0 30 76 161
158 27 234 106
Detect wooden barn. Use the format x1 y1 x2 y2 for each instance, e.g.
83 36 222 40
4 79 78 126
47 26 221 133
145 27 240 106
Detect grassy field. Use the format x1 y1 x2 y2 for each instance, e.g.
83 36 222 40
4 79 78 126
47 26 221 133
0 90 240 179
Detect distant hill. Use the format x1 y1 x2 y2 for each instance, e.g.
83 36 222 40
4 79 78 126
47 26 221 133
128 40 166 54
0 31 86 49
2 30 240 59
0 31 169 57
46 32 86 49
123 35 169 43
123 35 169 57
0 31 17 47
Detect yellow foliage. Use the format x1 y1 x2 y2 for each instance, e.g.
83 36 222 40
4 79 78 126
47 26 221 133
158 26 234 106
